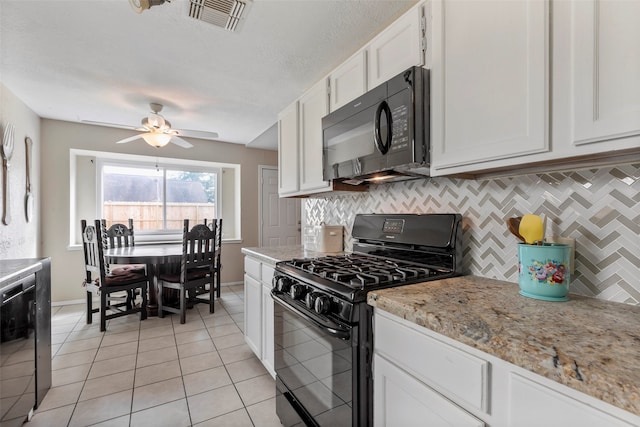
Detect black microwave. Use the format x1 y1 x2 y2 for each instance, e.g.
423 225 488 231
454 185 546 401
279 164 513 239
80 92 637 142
322 66 430 184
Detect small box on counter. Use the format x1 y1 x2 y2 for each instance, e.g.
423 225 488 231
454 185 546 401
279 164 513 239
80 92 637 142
304 225 344 253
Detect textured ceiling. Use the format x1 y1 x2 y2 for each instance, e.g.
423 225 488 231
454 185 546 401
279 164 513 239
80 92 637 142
0 0 418 149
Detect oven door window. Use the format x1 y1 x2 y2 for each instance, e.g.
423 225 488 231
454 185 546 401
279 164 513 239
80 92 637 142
274 300 353 425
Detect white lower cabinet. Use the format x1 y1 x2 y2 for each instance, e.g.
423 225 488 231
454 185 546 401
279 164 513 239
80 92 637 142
260 264 275 377
243 273 261 357
243 255 276 377
374 354 484 427
373 309 640 427
507 372 635 427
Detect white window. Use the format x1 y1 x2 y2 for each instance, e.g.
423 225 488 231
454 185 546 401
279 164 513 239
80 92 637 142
99 161 221 232
70 149 241 246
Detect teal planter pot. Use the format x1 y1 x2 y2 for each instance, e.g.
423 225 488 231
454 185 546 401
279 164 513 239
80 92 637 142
518 243 571 301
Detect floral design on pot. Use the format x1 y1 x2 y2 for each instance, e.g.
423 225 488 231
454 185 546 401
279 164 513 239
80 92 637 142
526 260 566 285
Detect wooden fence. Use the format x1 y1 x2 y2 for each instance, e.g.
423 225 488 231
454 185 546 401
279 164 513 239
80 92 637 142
104 202 216 230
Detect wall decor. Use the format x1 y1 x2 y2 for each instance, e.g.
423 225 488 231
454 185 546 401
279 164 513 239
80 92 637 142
25 136 34 222
1 123 15 225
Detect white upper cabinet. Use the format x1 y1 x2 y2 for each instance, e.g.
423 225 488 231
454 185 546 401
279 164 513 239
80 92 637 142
277 2 430 196
429 0 640 176
299 79 331 193
329 51 367 112
564 0 640 147
430 0 549 174
277 101 299 196
368 4 425 89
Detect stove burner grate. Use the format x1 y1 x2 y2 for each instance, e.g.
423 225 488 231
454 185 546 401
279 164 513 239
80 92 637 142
286 254 443 289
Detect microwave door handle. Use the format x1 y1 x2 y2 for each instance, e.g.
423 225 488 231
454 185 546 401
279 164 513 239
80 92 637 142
374 100 393 154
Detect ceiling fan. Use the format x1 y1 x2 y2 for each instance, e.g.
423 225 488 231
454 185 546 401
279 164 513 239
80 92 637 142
85 103 219 149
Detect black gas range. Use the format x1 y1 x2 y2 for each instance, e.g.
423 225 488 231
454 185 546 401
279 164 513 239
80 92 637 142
271 213 463 427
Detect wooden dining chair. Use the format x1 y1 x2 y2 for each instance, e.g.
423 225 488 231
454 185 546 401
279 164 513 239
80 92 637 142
157 219 216 324
101 219 145 275
81 219 148 331
203 218 223 298
213 218 223 298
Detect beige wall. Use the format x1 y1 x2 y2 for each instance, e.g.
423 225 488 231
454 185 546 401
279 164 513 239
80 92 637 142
0 83 41 259
41 119 277 302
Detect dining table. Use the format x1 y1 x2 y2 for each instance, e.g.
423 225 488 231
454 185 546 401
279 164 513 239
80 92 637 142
104 243 183 316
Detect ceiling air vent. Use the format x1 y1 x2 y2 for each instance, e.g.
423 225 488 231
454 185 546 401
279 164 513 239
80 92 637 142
188 0 251 32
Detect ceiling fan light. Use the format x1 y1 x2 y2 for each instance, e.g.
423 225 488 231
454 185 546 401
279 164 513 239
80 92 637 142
147 114 165 129
142 133 172 148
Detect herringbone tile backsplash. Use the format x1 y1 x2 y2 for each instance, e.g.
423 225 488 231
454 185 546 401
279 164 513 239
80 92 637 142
304 163 640 305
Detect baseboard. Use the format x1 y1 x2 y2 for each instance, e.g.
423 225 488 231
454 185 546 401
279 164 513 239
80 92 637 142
223 281 244 287
52 299 87 307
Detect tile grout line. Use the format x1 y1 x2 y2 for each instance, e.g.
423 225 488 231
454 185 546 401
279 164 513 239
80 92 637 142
42 287 270 427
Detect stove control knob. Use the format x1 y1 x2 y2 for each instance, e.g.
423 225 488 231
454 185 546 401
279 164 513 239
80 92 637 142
314 295 331 315
275 276 292 293
305 292 318 310
289 284 305 300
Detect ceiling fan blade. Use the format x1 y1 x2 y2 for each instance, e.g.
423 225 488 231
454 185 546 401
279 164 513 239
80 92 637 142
175 129 219 140
115 134 143 144
82 120 137 130
170 136 194 148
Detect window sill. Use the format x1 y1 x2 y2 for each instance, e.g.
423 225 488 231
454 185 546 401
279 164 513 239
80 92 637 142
68 238 243 251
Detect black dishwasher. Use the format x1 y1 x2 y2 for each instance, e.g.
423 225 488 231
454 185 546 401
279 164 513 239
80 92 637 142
1 273 37 426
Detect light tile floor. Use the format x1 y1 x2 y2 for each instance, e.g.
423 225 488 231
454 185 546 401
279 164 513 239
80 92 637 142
30 284 282 427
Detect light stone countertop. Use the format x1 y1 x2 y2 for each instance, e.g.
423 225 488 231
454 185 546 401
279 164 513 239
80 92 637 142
367 275 640 416
241 245 343 266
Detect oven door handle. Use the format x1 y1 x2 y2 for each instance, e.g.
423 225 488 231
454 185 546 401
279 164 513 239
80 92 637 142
272 292 351 340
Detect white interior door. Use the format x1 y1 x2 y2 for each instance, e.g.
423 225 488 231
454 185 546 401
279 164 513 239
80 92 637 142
260 167 301 247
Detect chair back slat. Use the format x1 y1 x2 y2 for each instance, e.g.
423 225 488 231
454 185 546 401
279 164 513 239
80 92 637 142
102 219 136 249
179 219 216 283
81 219 107 282
215 218 223 253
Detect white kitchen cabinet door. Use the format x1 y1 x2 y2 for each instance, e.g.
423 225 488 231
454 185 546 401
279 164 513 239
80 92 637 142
375 309 488 413
298 79 330 193
569 0 640 147
507 372 637 427
261 265 276 377
244 274 262 358
430 0 549 174
368 4 424 89
374 354 484 427
261 283 275 378
278 101 299 196
329 51 367 112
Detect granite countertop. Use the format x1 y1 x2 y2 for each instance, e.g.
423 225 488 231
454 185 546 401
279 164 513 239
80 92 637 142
368 275 640 416
241 245 343 265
